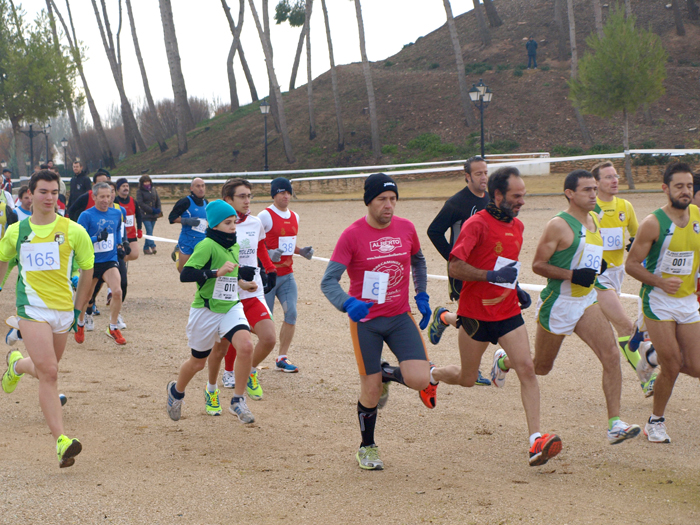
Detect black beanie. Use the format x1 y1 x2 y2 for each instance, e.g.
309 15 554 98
94 168 111 182
363 173 398 205
116 178 129 190
270 177 293 198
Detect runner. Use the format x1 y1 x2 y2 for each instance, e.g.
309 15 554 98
430 167 561 466
532 169 640 445
625 162 700 444
68 169 111 222
166 200 258 423
115 178 143 261
169 177 208 272
258 177 314 373
15 186 32 221
1 193 20 345
321 173 436 470
0 169 94 468
219 179 278 399
74 182 127 345
426 156 491 385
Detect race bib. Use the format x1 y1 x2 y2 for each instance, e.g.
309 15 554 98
278 236 297 256
125 215 135 228
660 250 694 276
362 271 389 304
20 242 61 271
212 276 238 301
94 233 115 254
600 227 623 251
577 244 603 272
193 219 208 234
490 256 521 290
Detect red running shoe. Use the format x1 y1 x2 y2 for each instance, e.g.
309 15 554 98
74 324 85 344
107 327 126 345
529 433 562 466
419 382 438 409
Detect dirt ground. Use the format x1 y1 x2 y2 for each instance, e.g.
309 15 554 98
1 188 699 525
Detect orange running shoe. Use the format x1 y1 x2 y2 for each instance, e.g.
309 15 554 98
419 382 438 409
528 433 562 466
74 324 85 344
107 327 126 345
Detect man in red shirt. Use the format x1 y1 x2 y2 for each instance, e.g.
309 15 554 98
430 167 562 467
321 173 436 471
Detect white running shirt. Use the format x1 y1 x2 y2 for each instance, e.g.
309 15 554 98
236 214 266 300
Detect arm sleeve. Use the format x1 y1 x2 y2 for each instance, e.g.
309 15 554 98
180 266 217 285
321 261 351 312
134 199 143 229
257 238 276 273
69 193 89 222
0 223 19 262
169 197 189 223
136 190 152 214
627 201 639 237
411 249 428 294
77 212 91 236
257 210 273 233
427 202 457 261
4 192 15 210
155 191 161 210
69 221 95 270
6 209 17 226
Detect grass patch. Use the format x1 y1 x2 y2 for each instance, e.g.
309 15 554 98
465 62 492 75
407 133 456 156
428 63 440 70
513 69 524 77
540 64 550 71
384 61 395 68
496 64 511 71
381 144 398 154
551 145 585 156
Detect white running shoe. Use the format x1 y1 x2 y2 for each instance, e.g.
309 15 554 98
644 418 671 443
117 314 127 330
5 328 20 347
222 370 236 388
490 348 508 388
635 341 656 384
607 420 641 444
85 314 94 332
229 396 255 424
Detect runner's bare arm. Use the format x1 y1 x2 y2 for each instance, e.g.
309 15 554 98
625 214 681 294
532 217 575 281
0 260 7 286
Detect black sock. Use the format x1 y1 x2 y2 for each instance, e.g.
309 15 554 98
170 383 184 400
381 363 405 385
357 401 378 447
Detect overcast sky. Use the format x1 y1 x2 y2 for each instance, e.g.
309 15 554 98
24 1 475 117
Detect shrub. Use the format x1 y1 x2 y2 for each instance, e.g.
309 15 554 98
551 145 584 156
485 139 519 154
513 69 524 77
407 133 456 156
381 144 398 154
428 63 440 70
587 144 619 154
465 62 492 75
496 64 510 71
515 64 528 71
384 61 395 68
641 139 657 149
540 64 551 71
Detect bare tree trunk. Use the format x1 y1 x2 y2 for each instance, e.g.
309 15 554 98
247 0 296 163
45 0 86 163
305 0 316 140
237 42 259 101
482 0 502 27
472 0 491 47
320 0 344 151
53 0 114 168
625 0 631 18
289 26 306 91
689 0 699 20
623 108 634 189
261 0 281 133
220 0 245 112
672 0 686 35
442 0 476 127
592 0 604 38
126 0 168 151
554 0 568 61
567 0 592 145
643 103 653 125
221 0 258 103
159 0 195 156
353 0 381 157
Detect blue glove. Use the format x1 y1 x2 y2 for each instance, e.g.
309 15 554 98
487 261 518 284
343 297 373 322
516 284 531 309
414 292 431 330
152 208 161 215
71 276 79 290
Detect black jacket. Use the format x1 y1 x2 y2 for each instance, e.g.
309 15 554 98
136 184 161 222
68 170 92 209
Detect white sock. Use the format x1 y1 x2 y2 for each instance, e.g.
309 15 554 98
430 368 438 385
108 288 112 294
207 382 217 393
529 432 541 447
650 413 664 422
250 367 256 374
276 355 287 362
77 320 84 327
110 324 118 331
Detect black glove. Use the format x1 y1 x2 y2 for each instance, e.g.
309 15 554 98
123 240 131 256
571 268 597 287
117 245 126 259
238 265 257 281
181 217 200 227
516 284 531 309
626 237 635 252
599 258 607 275
264 271 277 294
96 229 109 242
486 261 519 284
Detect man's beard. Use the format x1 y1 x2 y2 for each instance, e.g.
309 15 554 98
670 196 690 210
500 200 519 218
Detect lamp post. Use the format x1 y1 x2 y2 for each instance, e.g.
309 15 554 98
259 99 270 171
19 123 50 176
61 138 69 178
468 79 493 159
44 122 51 162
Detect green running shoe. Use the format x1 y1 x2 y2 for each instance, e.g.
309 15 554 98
356 445 383 470
642 371 657 398
204 387 222 416
56 434 82 468
428 307 449 345
247 370 263 400
2 350 24 394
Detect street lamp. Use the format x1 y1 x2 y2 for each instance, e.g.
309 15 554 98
469 78 493 159
61 138 69 177
44 122 51 162
19 123 50 176
259 99 270 171
0 160 6 169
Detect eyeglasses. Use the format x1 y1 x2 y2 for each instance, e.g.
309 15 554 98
234 193 252 200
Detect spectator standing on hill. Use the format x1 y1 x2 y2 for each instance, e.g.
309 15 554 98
68 161 91 210
526 36 538 69
137 175 161 255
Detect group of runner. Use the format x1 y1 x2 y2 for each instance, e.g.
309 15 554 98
3 159 700 471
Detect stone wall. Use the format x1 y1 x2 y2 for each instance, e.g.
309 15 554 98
551 158 700 184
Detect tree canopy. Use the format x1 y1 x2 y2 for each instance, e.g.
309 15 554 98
274 0 305 26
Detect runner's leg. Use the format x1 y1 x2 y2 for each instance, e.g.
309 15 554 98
431 328 489 386
645 319 681 418
533 324 566 376
102 268 123 327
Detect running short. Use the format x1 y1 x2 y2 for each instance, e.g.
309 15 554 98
16 306 73 334
595 265 625 294
349 312 428 376
93 260 120 281
536 290 597 336
178 239 200 256
186 302 250 353
457 314 524 345
642 288 700 324
127 237 137 244
242 296 272 329
265 273 297 325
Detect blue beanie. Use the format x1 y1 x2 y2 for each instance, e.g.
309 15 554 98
206 200 237 228
270 177 293 198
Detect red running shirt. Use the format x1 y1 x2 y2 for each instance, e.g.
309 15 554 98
119 196 137 239
331 216 420 321
450 210 524 321
264 207 299 277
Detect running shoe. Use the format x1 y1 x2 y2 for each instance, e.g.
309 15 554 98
56 434 82 468
356 445 383 470
276 357 299 373
204 388 222 416
74 324 85 344
378 382 390 410
5 328 20 346
644 418 671 443
167 381 183 421
107 327 126 345
635 341 655 384
528 433 562 467
93 306 100 316
247 370 263 400
222 370 236 388
419 366 438 409
171 245 180 263
229 396 255 423
85 314 94 331
59 393 67 406
2 350 24 393
620 340 639 369
491 348 509 388
106 290 112 306
428 307 449 345
607 420 641 444
642 371 657 398
117 314 127 330
475 369 492 386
